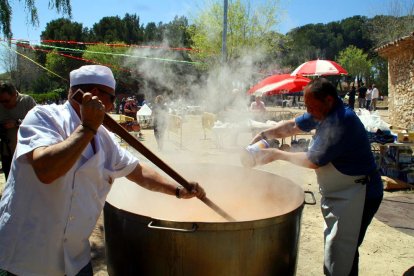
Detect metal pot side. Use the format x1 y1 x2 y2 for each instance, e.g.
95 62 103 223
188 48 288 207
104 202 303 276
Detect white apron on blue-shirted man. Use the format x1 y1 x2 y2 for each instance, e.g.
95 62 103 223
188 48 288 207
316 163 366 276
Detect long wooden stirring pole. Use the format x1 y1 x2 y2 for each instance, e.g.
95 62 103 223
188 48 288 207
72 90 235 221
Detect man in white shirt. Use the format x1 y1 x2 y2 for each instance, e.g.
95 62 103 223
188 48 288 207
0 65 205 276
371 84 380 111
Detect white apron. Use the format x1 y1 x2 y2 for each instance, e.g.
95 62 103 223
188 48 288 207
316 163 366 276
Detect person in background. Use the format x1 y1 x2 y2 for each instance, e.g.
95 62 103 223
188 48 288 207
0 82 36 180
249 78 383 276
371 84 380 111
118 97 126 114
123 97 137 119
357 83 367 109
365 84 372 111
348 83 356 109
152 95 168 151
250 95 266 121
0 65 205 276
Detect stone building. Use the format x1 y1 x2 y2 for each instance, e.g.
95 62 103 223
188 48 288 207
377 32 414 129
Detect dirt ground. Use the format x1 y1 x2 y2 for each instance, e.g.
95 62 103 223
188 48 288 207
1 106 413 275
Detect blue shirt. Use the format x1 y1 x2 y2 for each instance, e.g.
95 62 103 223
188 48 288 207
295 100 383 198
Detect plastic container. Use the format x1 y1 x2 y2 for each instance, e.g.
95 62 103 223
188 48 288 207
240 139 270 167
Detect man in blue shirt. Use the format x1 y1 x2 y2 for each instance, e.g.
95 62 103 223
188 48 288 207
250 78 383 275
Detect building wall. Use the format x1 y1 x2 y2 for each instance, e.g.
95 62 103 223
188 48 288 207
388 49 414 129
379 36 414 129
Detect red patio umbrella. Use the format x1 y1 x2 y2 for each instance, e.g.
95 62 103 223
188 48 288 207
248 74 311 96
290 59 348 76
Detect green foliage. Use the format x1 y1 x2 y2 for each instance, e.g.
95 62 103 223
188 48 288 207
371 56 388 96
45 50 69 80
41 18 89 81
0 0 71 38
92 16 127 43
368 15 414 47
28 91 60 104
337 45 388 95
283 16 373 69
91 14 144 44
41 18 84 42
29 72 66 94
338 45 372 83
82 43 135 94
144 22 163 43
82 43 127 75
123 13 145 44
339 16 372 51
0 0 12 38
164 16 192 48
189 0 282 66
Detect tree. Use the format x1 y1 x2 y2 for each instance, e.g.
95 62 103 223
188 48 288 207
164 16 192 48
370 56 388 96
81 43 135 94
339 16 372 52
283 24 328 67
189 0 282 65
92 16 126 43
0 0 71 38
143 22 164 43
338 45 372 86
45 49 71 82
368 0 414 46
82 43 127 74
123 13 144 44
41 18 87 84
89 14 145 44
41 18 85 42
40 18 87 68
368 15 414 47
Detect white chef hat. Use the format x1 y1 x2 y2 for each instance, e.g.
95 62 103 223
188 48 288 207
70 65 116 91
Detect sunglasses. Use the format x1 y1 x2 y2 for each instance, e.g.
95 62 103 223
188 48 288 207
92 87 116 104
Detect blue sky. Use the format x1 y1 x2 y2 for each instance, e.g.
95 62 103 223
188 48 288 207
9 0 396 42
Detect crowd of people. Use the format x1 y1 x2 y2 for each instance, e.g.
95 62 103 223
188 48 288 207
350 82 380 111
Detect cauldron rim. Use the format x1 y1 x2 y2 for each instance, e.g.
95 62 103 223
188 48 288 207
104 200 304 229
107 164 305 223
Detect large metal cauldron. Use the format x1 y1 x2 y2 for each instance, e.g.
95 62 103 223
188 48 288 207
104 164 310 276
